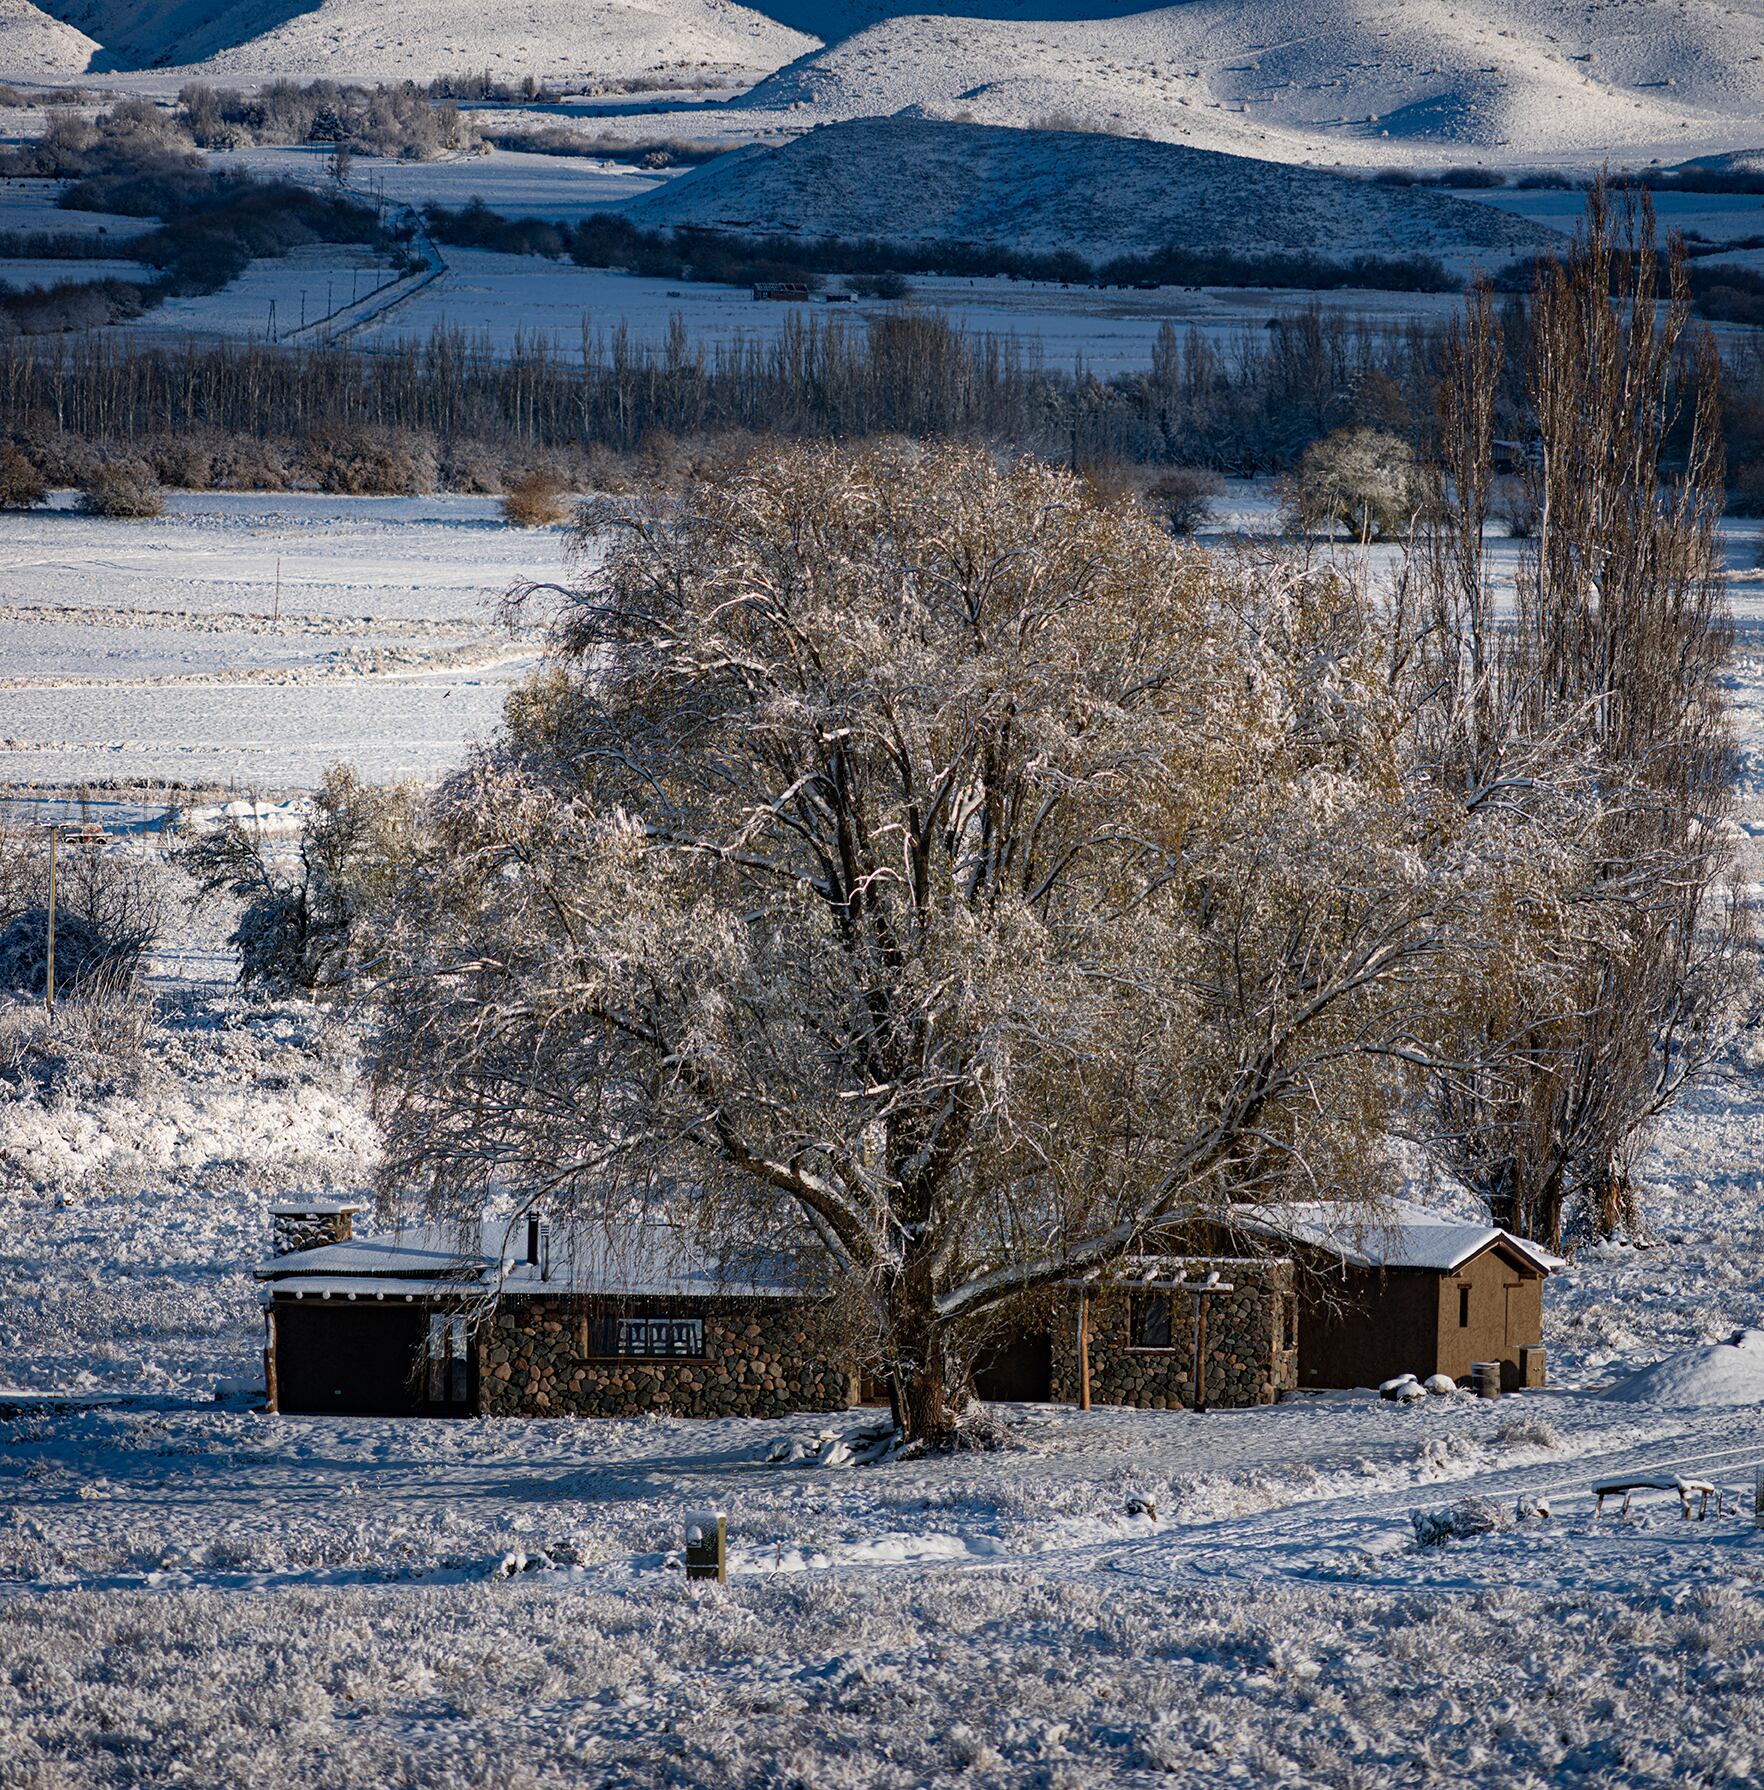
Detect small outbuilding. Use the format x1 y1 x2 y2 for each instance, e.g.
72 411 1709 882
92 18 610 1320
1219 1202 1559 1392
258 1212 858 1420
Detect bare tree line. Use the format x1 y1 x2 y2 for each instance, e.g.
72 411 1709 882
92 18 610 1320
6 294 1759 496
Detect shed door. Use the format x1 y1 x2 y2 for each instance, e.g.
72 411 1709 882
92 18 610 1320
275 1303 428 1416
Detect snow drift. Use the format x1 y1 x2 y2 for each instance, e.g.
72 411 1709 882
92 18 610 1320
1604 1328 1764 1407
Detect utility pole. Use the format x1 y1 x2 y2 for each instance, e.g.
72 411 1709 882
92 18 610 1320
272 555 282 629
44 823 57 1013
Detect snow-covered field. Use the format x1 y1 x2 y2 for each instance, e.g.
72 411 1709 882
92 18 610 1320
0 492 561 787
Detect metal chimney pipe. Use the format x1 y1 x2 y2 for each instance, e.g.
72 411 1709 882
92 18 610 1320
526 1216 541 1266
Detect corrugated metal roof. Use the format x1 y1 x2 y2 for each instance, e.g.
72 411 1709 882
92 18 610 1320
1223 1202 1561 1274
256 1218 807 1299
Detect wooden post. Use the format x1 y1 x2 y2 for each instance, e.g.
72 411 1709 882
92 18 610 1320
1191 1295 1210 1413
1755 1467 1763 1530
263 1308 278 1414
273 556 282 629
685 1511 726 1583
44 823 56 1012
1076 1288 1092 1411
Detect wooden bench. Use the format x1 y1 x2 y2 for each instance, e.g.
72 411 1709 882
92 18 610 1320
1592 1476 1723 1521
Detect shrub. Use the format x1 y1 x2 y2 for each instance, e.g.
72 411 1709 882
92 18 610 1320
303 429 434 495
1495 474 1538 538
1286 427 1424 541
501 468 572 527
849 271 909 300
1142 466 1223 535
79 461 165 518
1732 460 1764 517
179 766 424 994
0 831 162 998
1494 1415 1562 1450
146 437 212 489
0 444 47 509
207 435 292 492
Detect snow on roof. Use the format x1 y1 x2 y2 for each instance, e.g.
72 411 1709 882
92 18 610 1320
255 1217 807 1300
1224 1202 1560 1274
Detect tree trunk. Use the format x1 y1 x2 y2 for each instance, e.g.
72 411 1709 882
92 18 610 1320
900 1343 957 1447
890 1288 961 1446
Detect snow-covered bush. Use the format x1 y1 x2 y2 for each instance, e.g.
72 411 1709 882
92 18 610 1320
179 766 424 995
1494 1414 1563 1450
1411 1497 1512 1546
0 832 162 998
500 469 571 528
1285 427 1423 541
78 461 165 519
1143 466 1223 536
0 442 46 509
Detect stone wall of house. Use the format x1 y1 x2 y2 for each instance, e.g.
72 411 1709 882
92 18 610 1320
1049 1258 1298 1410
480 1294 857 1418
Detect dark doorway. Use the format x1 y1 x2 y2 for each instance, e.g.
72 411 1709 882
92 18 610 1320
275 1303 431 1415
973 1332 1053 1402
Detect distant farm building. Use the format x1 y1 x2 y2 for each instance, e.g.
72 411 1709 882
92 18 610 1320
752 281 811 302
258 1211 854 1419
1205 1203 1558 1392
257 1200 1554 1419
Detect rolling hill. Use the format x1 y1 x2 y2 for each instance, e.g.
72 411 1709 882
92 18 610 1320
623 114 1564 262
736 0 1764 170
0 0 1760 175
0 0 98 75
1 0 816 81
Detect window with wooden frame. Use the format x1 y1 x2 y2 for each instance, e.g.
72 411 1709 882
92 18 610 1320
1129 1292 1174 1351
582 1314 705 1359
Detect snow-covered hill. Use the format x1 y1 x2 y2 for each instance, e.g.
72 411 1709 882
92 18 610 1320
0 0 97 75
736 0 1764 170
624 116 1562 261
3 0 1762 176
1 0 816 82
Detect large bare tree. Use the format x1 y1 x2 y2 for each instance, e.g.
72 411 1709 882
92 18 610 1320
372 443 1507 1440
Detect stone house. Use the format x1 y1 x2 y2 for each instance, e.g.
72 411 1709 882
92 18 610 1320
262 1204 1504 1419
257 1212 857 1419
1048 1256 1299 1411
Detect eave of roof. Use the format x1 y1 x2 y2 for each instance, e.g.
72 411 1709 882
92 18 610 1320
1221 1202 1560 1275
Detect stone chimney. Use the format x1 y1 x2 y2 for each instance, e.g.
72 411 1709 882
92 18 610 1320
269 1202 362 1257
